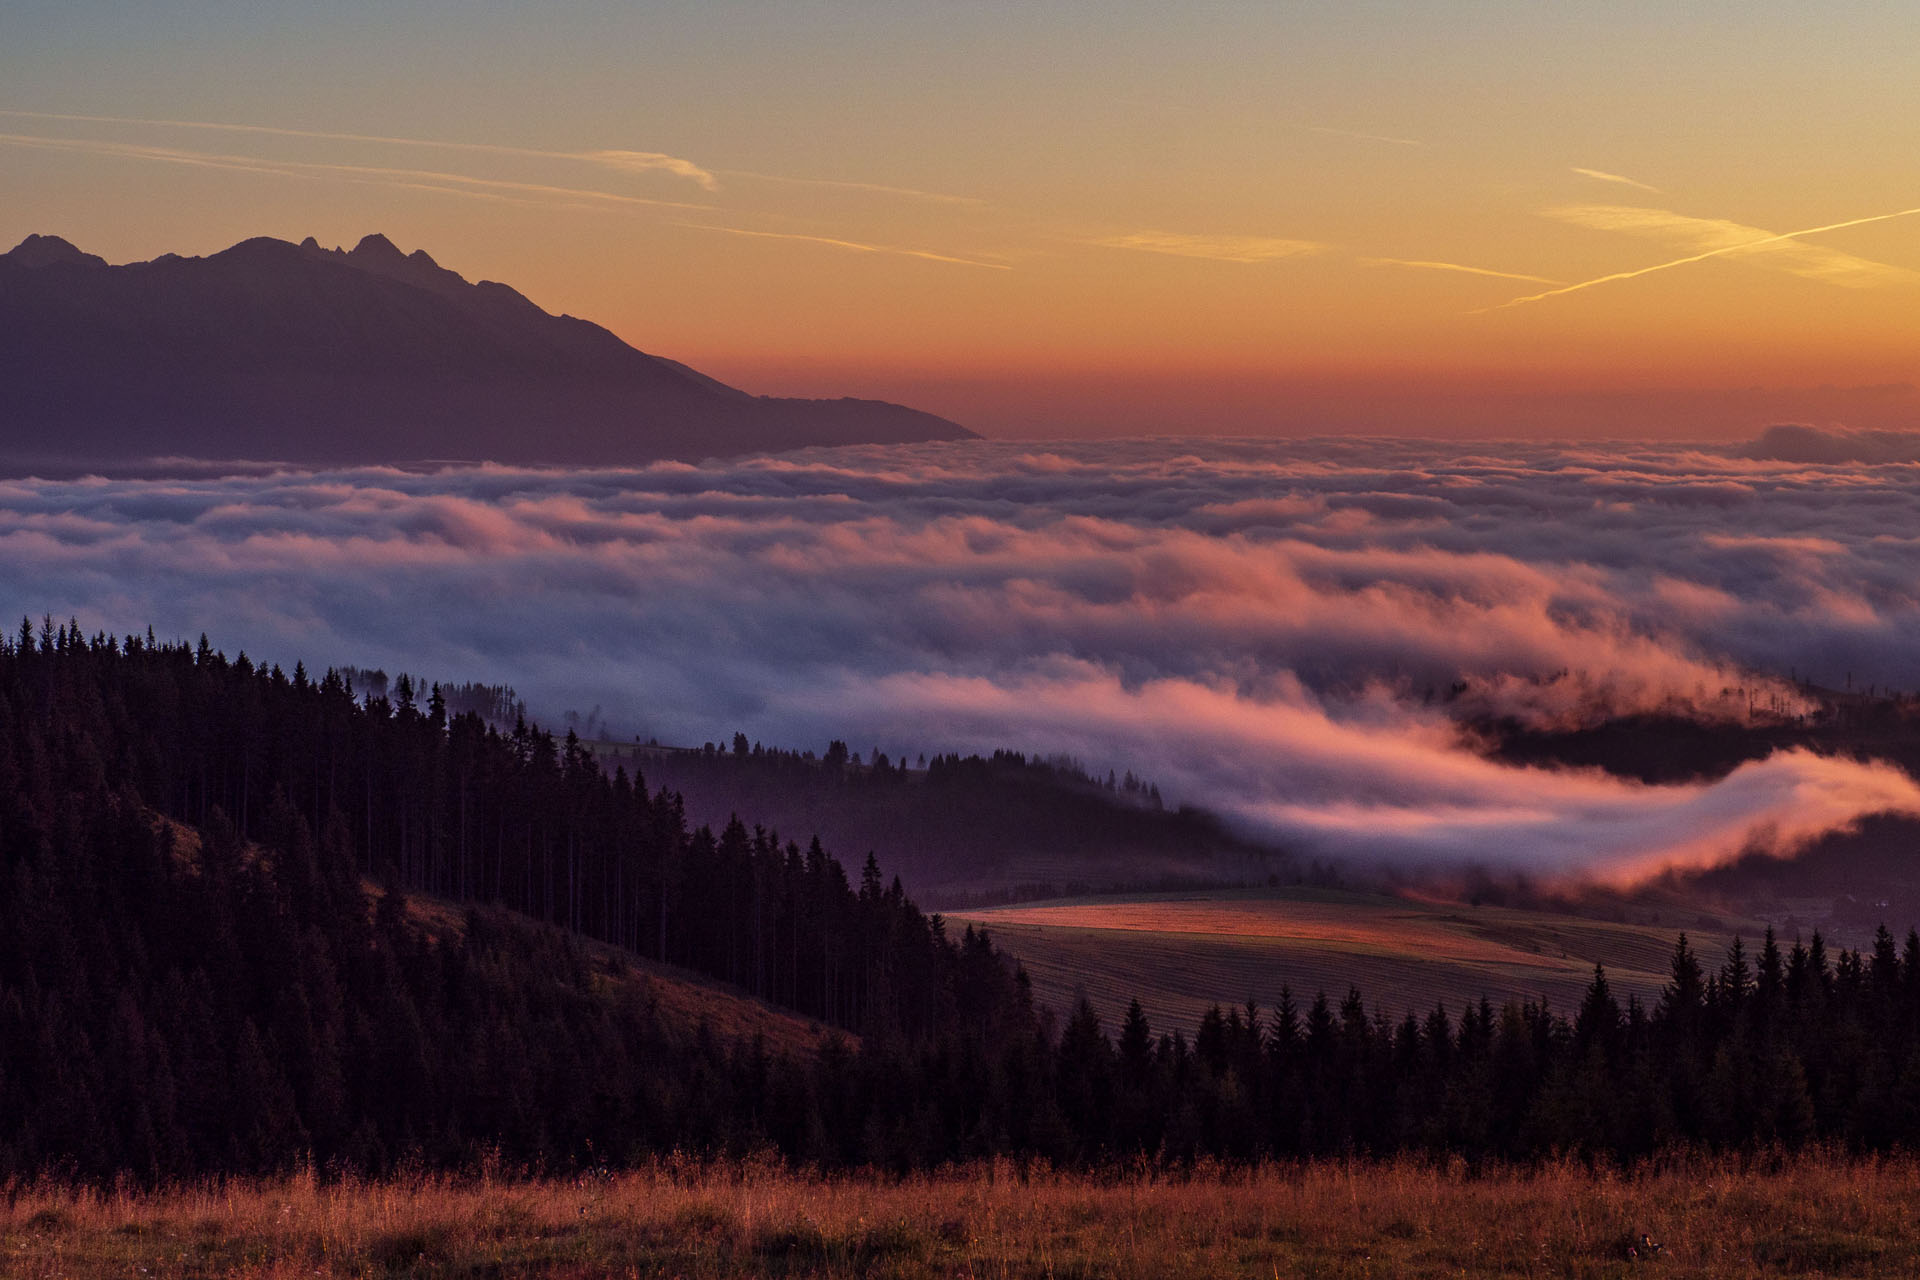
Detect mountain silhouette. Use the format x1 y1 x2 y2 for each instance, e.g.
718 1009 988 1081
0 233 973 467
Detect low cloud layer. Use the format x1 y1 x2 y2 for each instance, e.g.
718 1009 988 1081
10 436 1920 879
1736 422 1920 465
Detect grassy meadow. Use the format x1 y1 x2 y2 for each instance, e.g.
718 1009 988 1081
401 893 846 1061
7 1155 1920 1277
949 887 1747 1031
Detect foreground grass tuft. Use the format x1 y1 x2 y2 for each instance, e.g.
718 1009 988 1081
7 1152 1920 1277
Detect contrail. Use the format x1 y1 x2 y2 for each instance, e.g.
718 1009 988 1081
1476 203 1920 313
1363 257 1563 285
0 133 713 211
680 223 1012 270
1092 231 1326 264
0 108 718 188
0 135 591 212
1 127 999 268
1292 122 1421 147
715 169 986 206
0 109 985 204
1570 167 1662 194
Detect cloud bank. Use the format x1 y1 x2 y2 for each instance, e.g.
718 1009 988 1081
10 436 1920 879
1735 423 1920 465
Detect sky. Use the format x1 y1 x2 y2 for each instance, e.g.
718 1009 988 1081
5 1 1919 437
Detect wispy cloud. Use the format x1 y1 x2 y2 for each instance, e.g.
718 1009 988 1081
0 108 721 190
0 123 1008 275
1480 202 1920 312
1363 257 1563 285
1570 166 1662 194
1 109 721 192
679 223 1011 269
717 169 986 207
1093 231 1326 264
1292 122 1421 147
580 150 718 189
1549 204 1914 288
0 109 985 204
0 132 714 211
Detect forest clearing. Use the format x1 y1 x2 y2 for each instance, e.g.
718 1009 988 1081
950 887 1746 1030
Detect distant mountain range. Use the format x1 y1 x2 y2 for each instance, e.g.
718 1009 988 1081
0 232 973 468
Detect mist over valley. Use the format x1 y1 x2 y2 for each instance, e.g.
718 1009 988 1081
16 429 1920 897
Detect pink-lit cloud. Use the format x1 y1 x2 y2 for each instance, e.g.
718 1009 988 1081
13 433 1920 880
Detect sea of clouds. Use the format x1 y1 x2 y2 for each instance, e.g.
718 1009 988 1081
10 426 1920 880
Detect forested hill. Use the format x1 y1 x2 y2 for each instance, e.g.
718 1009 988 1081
5 619 990 1033
0 618 1032 1178
14 618 1920 1182
613 738 1285 901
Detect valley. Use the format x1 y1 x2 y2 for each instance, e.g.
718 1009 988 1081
949 886 1749 1030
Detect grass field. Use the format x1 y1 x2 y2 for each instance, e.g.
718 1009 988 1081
7 1155 1919 1277
402 893 844 1060
948 887 1749 1031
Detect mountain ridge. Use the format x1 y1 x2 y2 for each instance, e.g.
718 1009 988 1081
0 232 974 467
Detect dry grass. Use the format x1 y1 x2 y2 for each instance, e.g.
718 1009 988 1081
396 893 844 1060
6 1154 1919 1277
949 887 1744 1031
618 962 846 1060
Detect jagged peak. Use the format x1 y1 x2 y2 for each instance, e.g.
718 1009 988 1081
5 234 108 269
330 234 475 299
349 233 404 261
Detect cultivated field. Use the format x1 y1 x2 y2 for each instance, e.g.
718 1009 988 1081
948 887 1747 1031
5 1155 1916 1277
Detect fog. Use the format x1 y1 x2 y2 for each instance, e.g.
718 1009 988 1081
11 429 1920 878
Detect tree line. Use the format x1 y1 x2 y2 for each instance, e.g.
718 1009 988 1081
6 618 1920 1180
5 618 953 1038
627 736 1261 906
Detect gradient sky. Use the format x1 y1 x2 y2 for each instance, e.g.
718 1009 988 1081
5 1 1919 437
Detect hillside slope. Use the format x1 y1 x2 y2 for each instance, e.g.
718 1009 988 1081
600 740 1288 900
401 892 845 1062
949 886 1747 1031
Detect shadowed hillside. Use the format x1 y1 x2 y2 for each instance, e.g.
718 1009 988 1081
0 619 1023 1178
602 738 1291 900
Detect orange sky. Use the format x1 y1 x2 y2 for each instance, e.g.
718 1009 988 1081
4 3 1918 436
